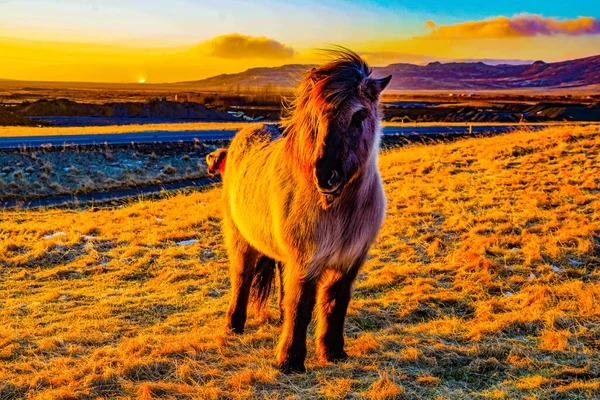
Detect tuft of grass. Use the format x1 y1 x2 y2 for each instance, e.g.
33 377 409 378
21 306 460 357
40 163 53 173
0 125 599 398
12 169 24 180
163 165 177 175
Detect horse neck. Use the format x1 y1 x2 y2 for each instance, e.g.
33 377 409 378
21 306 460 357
349 147 381 193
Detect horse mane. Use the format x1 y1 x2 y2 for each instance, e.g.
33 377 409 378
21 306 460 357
281 48 372 170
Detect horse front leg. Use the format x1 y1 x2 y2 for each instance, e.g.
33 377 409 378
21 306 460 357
224 221 259 334
315 257 363 363
276 270 317 373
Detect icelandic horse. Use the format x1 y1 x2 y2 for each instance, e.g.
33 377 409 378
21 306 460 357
221 49 390 373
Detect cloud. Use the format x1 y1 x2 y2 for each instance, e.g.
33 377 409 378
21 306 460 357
419 15 600 39
199 33 294 59
425 20 436 31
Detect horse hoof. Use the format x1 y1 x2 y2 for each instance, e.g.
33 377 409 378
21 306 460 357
278 360 306 374
321 350 349 363
225 323 244 334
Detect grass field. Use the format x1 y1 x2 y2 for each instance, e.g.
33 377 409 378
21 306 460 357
2 121 599 138
1 125 599 399
0 122 262 138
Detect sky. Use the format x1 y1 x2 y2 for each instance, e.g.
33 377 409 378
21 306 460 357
1 0 600 82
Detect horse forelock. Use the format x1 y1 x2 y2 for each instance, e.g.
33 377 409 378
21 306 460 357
281 48 371 169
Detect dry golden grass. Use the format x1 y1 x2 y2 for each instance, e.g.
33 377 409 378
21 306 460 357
0 122 262 137
1 125 599 399
383 121 600 128
3 121 600 138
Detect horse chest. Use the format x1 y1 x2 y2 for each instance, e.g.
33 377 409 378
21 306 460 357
312 179 385 271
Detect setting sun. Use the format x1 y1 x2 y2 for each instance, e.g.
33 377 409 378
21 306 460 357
139 78 146 84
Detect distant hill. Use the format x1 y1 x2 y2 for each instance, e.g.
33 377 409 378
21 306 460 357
177 64 314 90
0 109 35 126
180 55 600 91
455 59 534 66
376 55 600 90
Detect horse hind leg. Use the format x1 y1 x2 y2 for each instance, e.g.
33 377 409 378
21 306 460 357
224 221 260 334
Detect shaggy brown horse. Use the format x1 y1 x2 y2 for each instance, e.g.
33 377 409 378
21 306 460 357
222 49 390 373
206 148 227 176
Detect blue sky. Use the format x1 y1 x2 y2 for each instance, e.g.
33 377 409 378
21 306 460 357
1 0 598 45
351 0 600 20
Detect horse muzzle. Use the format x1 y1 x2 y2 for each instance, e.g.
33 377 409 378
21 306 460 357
314 163 345 197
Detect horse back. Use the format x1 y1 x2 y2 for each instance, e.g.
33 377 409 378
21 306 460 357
224 124 280 172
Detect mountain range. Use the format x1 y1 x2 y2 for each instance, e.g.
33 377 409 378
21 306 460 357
179 55 600 91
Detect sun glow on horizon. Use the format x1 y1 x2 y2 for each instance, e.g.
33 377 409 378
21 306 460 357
139 78 146 84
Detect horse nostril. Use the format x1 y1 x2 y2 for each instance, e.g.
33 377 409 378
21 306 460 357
315 159 344 193
328 170 340 187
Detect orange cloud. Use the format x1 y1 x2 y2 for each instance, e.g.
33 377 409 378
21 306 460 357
199 33 294 59
420 15 600 39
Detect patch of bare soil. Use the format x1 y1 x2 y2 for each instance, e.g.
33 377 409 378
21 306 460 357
0 108 34 126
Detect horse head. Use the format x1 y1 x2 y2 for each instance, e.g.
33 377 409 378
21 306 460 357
282 49 391 208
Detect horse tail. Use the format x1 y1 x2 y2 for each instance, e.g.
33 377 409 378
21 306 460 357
252 256 278 312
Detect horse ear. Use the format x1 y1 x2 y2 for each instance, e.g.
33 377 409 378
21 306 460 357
376 75 392 92
365 75 392 100
218 150 227 163
309 67 319 82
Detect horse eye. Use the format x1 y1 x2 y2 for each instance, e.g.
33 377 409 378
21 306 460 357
350 109 368 128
